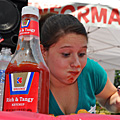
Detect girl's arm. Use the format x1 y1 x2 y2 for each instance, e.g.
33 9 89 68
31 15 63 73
96 77 120 113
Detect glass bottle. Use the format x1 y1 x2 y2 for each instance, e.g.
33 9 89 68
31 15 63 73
0 48 11 111
3 6 50 114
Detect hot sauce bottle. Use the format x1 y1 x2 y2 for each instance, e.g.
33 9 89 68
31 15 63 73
3 6 50 114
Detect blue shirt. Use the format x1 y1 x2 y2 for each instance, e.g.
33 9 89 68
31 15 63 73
49 58 107 116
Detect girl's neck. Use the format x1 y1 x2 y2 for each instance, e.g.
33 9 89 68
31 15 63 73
50 79 78 115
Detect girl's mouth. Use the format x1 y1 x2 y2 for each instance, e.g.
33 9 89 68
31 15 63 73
69 71 80 76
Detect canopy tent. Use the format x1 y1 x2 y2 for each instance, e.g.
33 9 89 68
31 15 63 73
86 26 120 83
28 0 120 83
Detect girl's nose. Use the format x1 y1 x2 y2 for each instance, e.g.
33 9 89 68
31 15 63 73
70 56 81 68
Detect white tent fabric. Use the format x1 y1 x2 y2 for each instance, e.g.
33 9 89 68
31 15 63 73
28 0 120 83
86 26 120 83
86 26 120 70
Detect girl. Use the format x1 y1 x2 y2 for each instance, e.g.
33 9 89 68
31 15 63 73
40 14 120 116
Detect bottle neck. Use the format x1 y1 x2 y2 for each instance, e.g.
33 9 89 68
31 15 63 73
17 14 40 50
12 14 41 65
21 14 39 36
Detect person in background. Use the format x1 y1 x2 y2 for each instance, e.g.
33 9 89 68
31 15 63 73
39 13 120 116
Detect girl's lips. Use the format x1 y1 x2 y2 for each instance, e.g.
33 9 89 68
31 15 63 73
69 71 80 76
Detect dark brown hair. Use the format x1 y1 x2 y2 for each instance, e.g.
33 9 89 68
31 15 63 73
39 13 56 32
41 14 88 50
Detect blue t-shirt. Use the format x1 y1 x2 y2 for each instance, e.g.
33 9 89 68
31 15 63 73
49 58 107 116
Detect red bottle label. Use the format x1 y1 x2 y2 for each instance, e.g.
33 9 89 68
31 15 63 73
19 20 39 37
3 72 39 112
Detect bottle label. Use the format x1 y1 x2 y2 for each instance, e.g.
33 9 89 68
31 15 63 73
19 20 39 37
3 72 39 112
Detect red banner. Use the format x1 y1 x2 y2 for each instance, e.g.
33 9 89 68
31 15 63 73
28 0 120 29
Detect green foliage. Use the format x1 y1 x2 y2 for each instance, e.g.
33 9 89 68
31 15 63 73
114 70 120 87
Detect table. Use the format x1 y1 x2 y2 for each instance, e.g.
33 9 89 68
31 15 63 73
0 111 120 120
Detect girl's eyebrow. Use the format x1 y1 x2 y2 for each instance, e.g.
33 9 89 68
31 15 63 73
60 45 87 49
60 46 72 49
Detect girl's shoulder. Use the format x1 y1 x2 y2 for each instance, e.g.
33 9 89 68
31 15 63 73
85 58 106 74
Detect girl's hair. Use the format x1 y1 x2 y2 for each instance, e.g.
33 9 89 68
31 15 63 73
39 12 56 32
41 14 88 50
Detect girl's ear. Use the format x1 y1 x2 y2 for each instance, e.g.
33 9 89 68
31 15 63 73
40 44 44 53
40 44 47 60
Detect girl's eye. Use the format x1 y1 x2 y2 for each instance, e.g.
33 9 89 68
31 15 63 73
62 53 70 57
78 53 86 57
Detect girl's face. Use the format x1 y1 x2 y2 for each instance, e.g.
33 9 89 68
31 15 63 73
42 33 87 86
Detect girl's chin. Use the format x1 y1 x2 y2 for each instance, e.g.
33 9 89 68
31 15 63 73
66 78 77 85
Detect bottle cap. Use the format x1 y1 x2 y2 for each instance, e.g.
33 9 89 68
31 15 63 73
22 6 40 18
